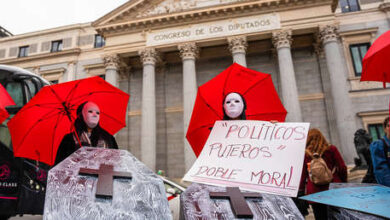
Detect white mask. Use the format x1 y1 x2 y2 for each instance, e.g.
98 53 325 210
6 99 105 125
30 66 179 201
223 93 244 119
82 102 100 129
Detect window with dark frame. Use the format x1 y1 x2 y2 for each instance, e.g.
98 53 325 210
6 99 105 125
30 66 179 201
368 124 385 141
340 0 360 13
349 43 370 77
98 74 105 80
51 40 63 52
18 46 29 57
94 34 105 48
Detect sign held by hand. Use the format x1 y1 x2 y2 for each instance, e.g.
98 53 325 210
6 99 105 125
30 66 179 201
183 120 310 197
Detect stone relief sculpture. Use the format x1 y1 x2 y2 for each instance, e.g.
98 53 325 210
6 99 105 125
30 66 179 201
136 0 248 18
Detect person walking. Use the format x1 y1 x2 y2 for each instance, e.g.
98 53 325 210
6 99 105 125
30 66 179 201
299 128 347 220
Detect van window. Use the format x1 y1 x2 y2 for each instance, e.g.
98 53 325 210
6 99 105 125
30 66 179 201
25 78 38 102
6 82 24 108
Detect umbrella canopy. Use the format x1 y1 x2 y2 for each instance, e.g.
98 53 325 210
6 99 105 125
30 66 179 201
0 84 15 124
186 63 287 157
361 30 390 86
8 76 130 166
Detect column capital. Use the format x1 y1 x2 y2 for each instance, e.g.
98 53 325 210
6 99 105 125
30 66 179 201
272 30 292 49
313 42 325 58
178 43 199 60
103 54 120 70
319 24 339 45
228 35 248 54
139 48 159 65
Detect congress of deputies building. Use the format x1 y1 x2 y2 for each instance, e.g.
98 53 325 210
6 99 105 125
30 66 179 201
1 0 390 178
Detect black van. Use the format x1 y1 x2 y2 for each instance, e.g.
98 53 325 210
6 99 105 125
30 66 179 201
0 65 49 219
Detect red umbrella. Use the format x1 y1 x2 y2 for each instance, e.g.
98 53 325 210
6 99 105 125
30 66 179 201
8 76 129 166
0 84 15 124
361 30 390 87
186 63 287 157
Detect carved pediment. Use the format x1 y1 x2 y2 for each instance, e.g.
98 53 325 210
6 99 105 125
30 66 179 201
93 0 252 27
93 0 339 36
136 0 250 18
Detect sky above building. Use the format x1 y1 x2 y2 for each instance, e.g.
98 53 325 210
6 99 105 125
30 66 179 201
1 0 129 35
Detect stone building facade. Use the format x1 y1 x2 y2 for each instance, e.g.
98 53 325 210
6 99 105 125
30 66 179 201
1 0 390 178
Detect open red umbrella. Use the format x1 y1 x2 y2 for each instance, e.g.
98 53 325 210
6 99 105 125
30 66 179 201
7 76 129 166
361 30 390 87
0 84 15 124
186 63 287 157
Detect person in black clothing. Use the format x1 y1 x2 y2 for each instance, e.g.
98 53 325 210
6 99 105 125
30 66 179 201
54 101 118 165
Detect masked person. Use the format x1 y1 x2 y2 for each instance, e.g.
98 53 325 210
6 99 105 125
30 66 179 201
54 101 118 165
223 92 247 120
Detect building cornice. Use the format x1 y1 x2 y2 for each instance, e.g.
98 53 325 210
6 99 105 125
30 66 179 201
0 23 91 42
0 48 81 65
357 110 388 117
39 67 66 76
94 0 337 37
339 27 379 37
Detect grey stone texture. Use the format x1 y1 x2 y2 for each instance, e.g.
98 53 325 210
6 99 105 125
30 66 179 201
74 58 104 80
293 48 323 95
317 53 342 150
0 49 5 58
156 66 168 173
340 20 389 36
41 41 50 52
29 43 38 54
62 37 72 48
77 35 94 46
8 47 17 57
352 94 389 128
40 63 67 72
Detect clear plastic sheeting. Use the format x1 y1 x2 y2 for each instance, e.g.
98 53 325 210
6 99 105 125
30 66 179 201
44 147 172 220
180 183 304 220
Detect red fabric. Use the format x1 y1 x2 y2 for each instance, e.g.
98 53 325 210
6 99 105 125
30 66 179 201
0 84 15 124
167 195 176 201
186 63 287 157
8 76 130 166
299 145 348 196
361 30 390 85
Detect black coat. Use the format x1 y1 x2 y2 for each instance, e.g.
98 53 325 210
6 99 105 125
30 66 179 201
54 131 118 165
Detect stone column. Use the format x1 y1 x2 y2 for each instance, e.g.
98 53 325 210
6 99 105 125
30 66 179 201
65 61 75 82
319 25 358 164
139 48 158 171
313 42 341 151
103 54 120 87
228 36 248 67
272 30 303 122
178 43 199 172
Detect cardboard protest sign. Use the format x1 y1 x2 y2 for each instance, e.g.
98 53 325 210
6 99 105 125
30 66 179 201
183 120 310 197
300 186 390 219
